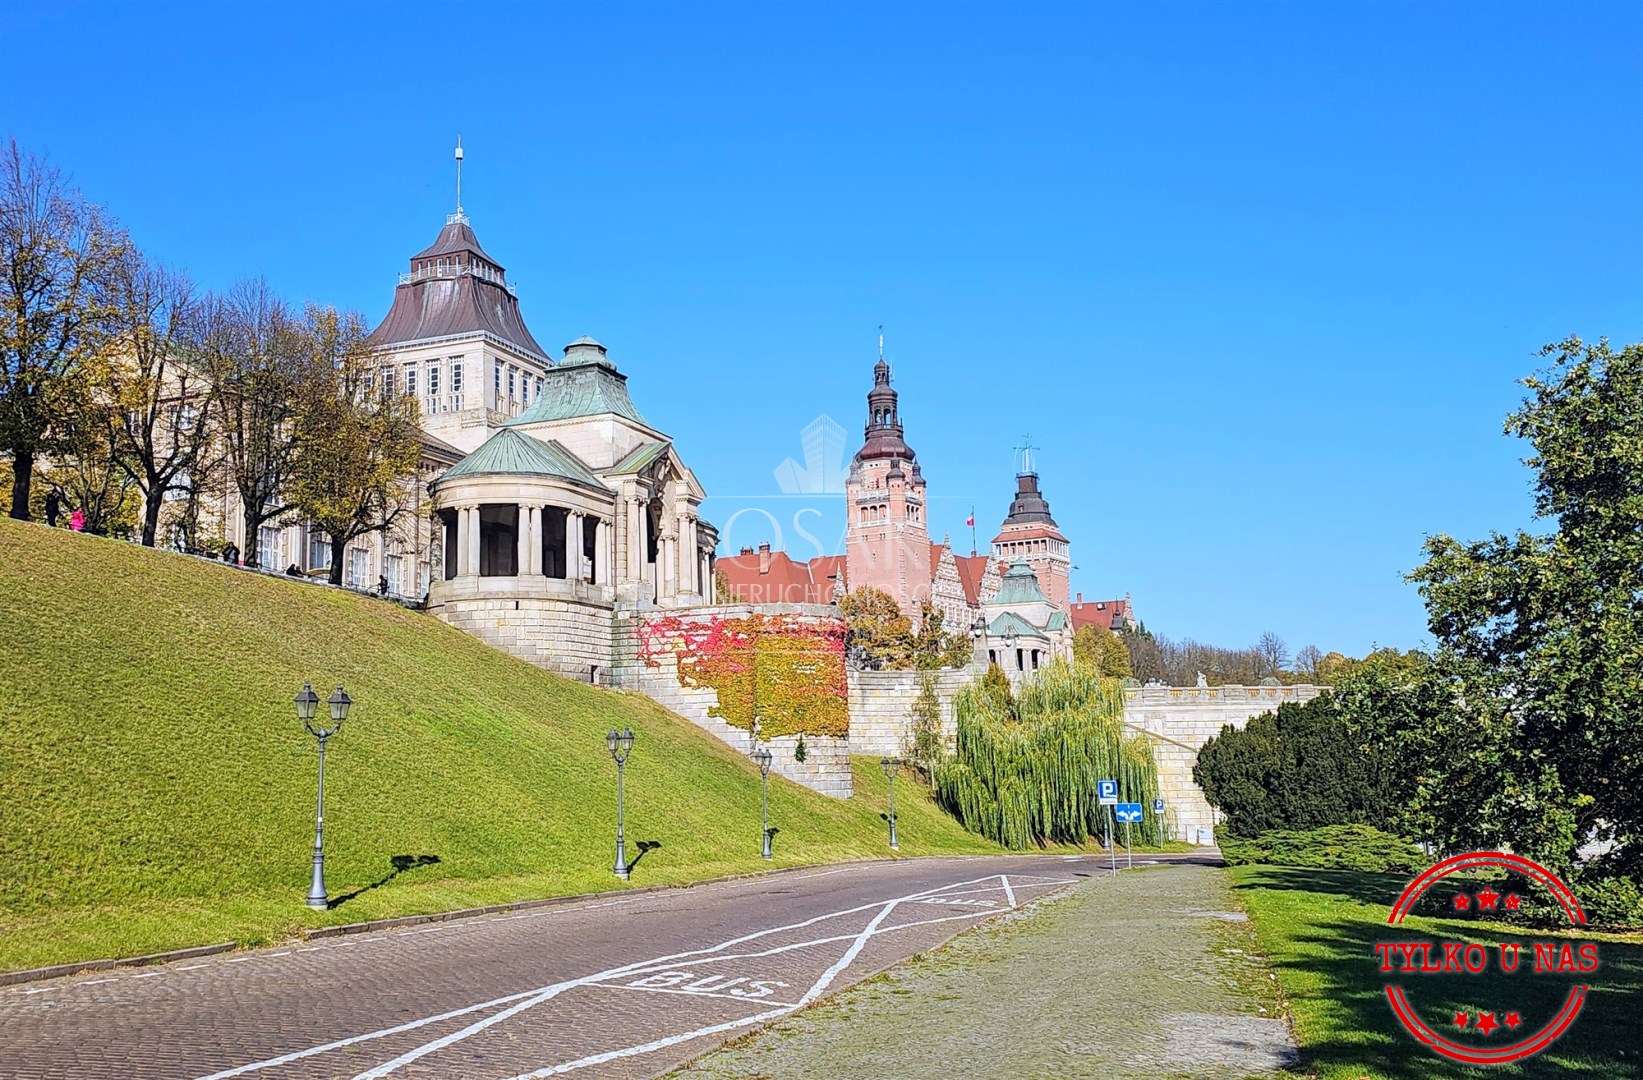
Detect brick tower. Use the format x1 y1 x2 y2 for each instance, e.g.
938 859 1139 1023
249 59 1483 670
844 354 932 616
990 446 1071 610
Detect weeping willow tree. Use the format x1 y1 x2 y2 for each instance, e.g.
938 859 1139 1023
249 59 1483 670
935 660 1159 849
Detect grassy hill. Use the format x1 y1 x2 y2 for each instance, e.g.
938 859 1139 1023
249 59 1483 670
0 517 995 972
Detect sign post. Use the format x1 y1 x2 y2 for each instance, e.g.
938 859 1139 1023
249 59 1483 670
1098 780 1119 877
1153 796 1166 848
1116 803 1143 869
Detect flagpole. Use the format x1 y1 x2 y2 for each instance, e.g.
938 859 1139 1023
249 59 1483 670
970 506 976 556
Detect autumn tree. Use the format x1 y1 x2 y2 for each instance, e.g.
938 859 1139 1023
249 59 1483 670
0 139 126 519
288 307 422 586
838 587 914 669
202 279 309 567
1074 624 1133 678
904 673 946 789
38 365 136 535
102 252 217 546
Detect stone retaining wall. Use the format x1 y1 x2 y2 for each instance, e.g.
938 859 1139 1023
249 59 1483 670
1122 684 1327 838
847 667 980 757
435 596 612 682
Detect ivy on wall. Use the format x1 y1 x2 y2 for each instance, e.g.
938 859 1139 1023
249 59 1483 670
637 613 848 739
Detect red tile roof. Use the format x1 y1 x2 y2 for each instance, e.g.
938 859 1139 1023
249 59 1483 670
1068 597 1133 632
717 547 841 605
954 554 993 607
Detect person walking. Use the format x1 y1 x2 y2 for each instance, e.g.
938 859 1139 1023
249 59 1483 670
69 508 86 532
43 488 61 527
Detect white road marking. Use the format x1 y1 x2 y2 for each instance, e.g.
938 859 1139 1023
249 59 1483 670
1001 875 1017 909
133 971 164 979
82 978 118 986
349 874 1004 1079
201 870 1067 1080
21 988 52 995
597 983 801 1008
176 964 208 971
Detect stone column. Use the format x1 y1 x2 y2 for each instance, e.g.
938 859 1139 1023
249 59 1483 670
628 496 644 580
594 518 609 584
517 504 533 576
567 510 583 582
463 505 481 578
526 506 542 575
612 497 627 583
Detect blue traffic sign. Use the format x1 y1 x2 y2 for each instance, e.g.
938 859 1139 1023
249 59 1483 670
1097 780 1118 805
1152 797 1166 814
1116 802 1143 823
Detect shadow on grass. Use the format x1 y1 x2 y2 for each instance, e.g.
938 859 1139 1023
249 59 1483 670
1230 866 1643 1078
625 840 662 876
329 854 441 909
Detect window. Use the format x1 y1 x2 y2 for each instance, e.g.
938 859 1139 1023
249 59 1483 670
428 364 440 396
382 367 395 396
404 365 416 396
259 526 281 568
450 358 464 392
507 366 517 400
308 532 331 569
494 362 502 398
347 547 368 588
384 553 403 594
535 375 543 399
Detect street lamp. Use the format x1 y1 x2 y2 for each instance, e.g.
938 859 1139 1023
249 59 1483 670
607 727 635 879
296 682 351 910
881 756 900 850
753 744 774 859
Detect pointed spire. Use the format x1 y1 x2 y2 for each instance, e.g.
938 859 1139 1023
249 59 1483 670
1015 433 1037 477
450 136 469 225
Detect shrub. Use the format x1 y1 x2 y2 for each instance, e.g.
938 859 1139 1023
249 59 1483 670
1193 693 1397 837
1218 824 1430 875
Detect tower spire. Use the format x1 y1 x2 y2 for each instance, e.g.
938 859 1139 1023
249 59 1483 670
1015 433 1037 476
878 324 884 361
452 136 467 224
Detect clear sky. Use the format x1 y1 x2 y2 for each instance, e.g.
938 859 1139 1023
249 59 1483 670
5 1 1641 656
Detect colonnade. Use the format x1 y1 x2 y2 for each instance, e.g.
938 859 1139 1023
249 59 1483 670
446 502 611 584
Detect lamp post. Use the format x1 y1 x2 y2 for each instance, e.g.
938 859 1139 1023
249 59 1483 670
296 682 351 910
881 756 900 850
607 727 635 879
753 744 774 859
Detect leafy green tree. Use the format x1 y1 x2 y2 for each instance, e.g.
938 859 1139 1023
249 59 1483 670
905 672 946 789
1074 624 1134 678
1409 336 1643 874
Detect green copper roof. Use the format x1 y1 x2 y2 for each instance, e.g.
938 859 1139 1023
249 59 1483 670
608 440 671 476
992 559 1048 606
1045 611 1068 631
505 338 648 427
987 611 1046 640
435 428 607 490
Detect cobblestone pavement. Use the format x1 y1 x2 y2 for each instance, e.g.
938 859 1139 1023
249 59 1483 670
0 854 1210 1079
673 861 1297 1080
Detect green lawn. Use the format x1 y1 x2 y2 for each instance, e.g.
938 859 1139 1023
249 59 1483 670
1227 865 1643 1079
0 517 1002 972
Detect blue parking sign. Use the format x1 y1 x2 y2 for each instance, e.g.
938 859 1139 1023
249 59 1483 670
1097 779 1118 806
1152 797 1166 814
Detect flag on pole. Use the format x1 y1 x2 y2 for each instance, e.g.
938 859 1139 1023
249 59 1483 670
965 513 974 527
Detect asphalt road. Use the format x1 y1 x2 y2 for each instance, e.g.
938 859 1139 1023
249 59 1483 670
0 854 1192 1079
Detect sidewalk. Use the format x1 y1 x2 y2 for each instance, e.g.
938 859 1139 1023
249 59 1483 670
672 861 1297 1079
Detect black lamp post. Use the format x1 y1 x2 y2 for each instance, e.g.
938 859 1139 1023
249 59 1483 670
607 727 635 879
296 682 351 910
881 756 900 850
753 744 774 859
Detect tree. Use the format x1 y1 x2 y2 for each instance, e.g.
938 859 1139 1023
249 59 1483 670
38 361 137 535
288 307 422 586
1074 624 1134 678
1294 644 1322 678
838 587 914 669
905 672 945 789
912 601 973 670
1194 692 1397 838
0 139 125 519
1255 631 1289 678
1409 336 1643 874
102 252 216 546
202 279 309 567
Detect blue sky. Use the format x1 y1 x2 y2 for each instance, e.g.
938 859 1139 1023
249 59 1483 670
6 1 1641 656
